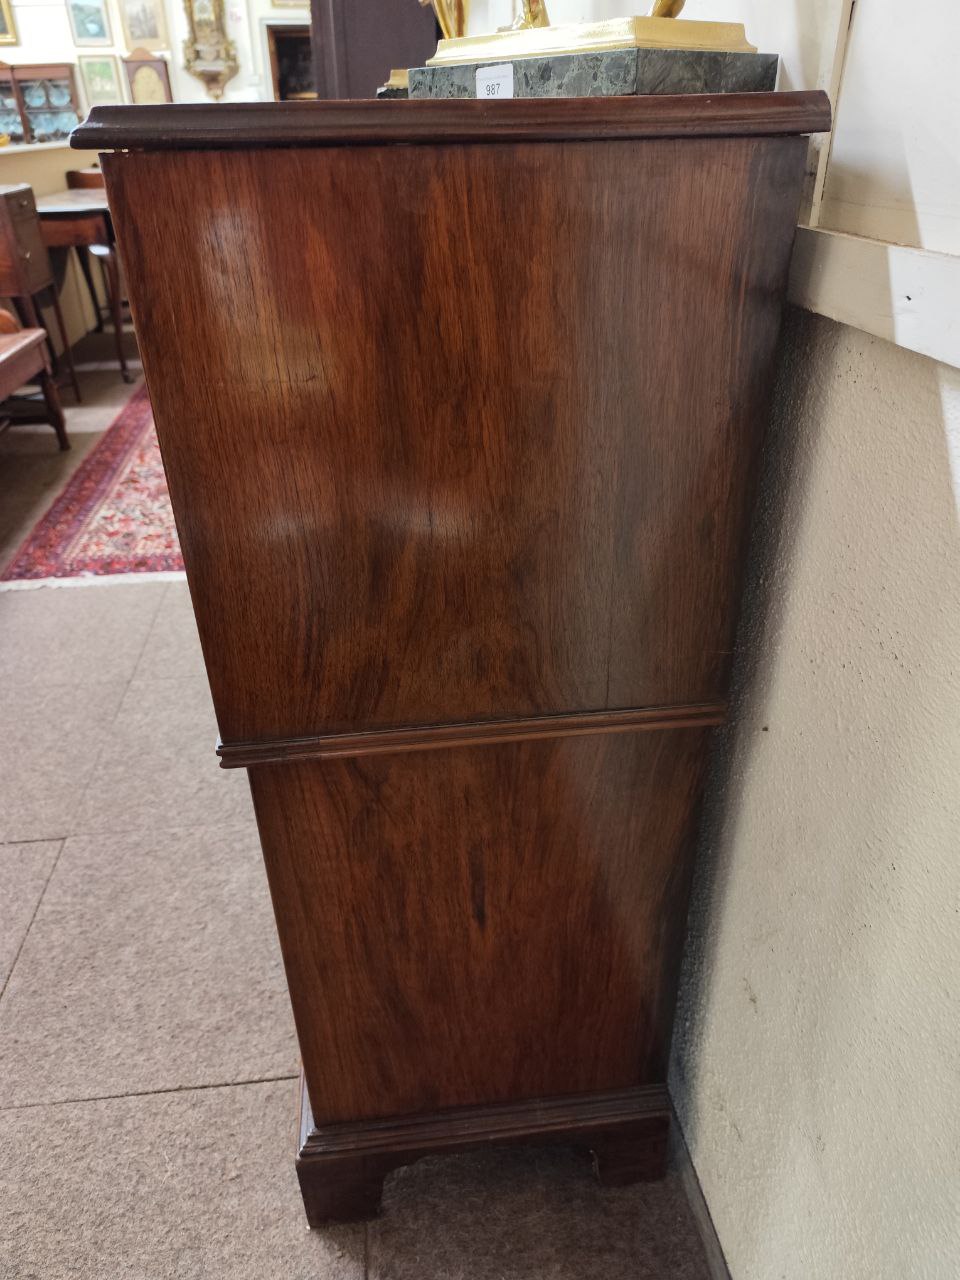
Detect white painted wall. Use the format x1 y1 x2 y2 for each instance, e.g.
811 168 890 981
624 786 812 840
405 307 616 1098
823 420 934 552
818 0 960 255
0 0 309 109
165 0 310 104
671 312 960 1279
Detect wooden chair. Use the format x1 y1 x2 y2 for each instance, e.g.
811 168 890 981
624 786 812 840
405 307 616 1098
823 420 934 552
65 168 131 382
0 306 68 450
0 182 82 401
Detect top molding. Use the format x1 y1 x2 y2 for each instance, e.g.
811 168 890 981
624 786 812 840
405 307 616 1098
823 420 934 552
72 91 831 152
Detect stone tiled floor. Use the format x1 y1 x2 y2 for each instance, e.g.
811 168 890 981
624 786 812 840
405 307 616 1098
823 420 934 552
0 356 716 1276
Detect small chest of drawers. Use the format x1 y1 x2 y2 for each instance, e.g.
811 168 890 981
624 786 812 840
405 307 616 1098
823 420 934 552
0 184 54 297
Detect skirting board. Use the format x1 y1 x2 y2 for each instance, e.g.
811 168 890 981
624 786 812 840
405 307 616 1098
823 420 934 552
788 226 960 371
669 1115 734 1280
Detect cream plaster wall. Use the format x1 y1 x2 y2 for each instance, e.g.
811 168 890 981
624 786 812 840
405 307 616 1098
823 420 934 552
670 308 960 1279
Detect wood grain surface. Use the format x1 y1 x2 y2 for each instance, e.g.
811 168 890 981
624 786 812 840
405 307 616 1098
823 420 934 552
216 702 726 766
250 729 710 1124
106 132 805 747
296 1076 672 1224
102 109 816 1218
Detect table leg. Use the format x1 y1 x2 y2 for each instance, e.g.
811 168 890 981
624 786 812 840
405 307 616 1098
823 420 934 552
39 367 69 451
100 250 132 383
77 247 104 333
48 290 82 402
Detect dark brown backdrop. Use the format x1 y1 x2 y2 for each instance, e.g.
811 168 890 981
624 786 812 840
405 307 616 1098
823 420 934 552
311 0 438 98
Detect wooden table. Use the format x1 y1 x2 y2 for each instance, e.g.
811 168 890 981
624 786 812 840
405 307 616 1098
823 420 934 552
36 186 111 233
36 188 131 381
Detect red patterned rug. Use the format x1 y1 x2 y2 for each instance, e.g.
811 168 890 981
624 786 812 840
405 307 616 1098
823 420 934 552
2 384 183 583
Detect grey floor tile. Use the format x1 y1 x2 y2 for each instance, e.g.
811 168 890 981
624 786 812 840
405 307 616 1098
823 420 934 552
134 579 207 681
0 430 105 573
0 1079 363 1280
0 824 297 1106
369 1146 711 1280
0 681 127 843
0 840 61 990
0 581 165 686
73 676 254 834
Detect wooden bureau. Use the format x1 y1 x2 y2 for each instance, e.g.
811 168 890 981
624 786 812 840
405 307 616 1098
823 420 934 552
0 183 50 297
75 91 830 1225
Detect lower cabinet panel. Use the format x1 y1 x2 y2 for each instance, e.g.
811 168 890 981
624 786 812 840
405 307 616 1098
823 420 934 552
248 728 712 1126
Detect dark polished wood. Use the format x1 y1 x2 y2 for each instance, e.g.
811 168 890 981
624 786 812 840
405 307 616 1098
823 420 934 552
64 166 106 189
95 96 827 1223
297 1075 671 1226
309 0 436 100
217 702 726 767
251 730 711 1123
38 211 109 248
74 90 830 151
105 127 808 746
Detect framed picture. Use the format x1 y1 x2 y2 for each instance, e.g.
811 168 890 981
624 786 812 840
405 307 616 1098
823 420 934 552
118 0 170 51
183 0 236 98
0 0 18 45
79 54 125 106
122 48 172 102
66 0 112 46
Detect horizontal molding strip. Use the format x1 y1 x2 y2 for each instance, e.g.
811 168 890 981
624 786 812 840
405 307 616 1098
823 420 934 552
788 226 960 370
218 701 726 768
73 91 830 153
299 1077 671 1157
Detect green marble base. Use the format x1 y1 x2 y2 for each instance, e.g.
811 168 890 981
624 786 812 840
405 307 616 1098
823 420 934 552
407 47 778 99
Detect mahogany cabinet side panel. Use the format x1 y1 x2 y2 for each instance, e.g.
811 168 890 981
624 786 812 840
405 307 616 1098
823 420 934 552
247 729 711 1125
103 135 805 745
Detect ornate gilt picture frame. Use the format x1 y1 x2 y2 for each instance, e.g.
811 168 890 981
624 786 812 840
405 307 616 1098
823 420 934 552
123 47 173 102
0 0 17 46
118 0 170 53
182 0 237 99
